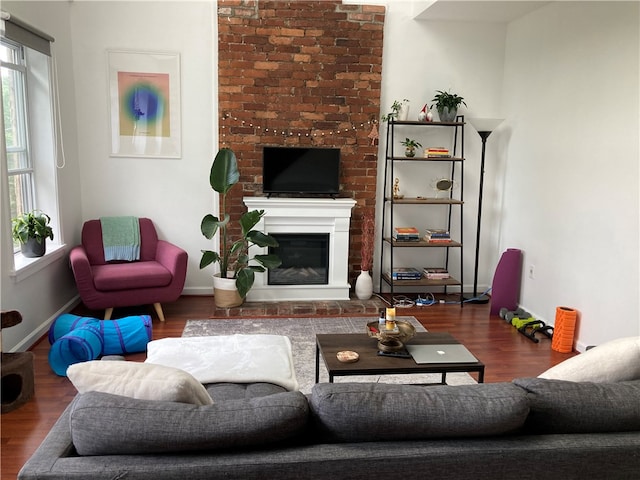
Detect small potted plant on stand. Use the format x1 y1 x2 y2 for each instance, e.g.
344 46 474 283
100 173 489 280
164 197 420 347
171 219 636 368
200 148 282 307
401 138 422 158
431 90 467 123
355 213 374 300
11 210 54 258
382 99 409 122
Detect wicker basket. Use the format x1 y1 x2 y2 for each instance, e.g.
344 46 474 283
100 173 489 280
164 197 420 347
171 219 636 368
213 275 244 308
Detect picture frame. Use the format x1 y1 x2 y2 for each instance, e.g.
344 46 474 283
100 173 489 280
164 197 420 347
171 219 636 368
107 50 181 158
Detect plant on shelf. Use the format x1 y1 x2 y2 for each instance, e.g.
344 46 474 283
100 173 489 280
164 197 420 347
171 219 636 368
11 210 54 258
200 148 281 306
431 90 467 122
400 138 422 158
381 98 409 122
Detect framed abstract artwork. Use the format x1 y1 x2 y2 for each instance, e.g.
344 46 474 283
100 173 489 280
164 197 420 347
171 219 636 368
107 50 181 158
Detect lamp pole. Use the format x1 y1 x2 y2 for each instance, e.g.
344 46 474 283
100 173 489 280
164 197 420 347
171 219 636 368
466 118 504 304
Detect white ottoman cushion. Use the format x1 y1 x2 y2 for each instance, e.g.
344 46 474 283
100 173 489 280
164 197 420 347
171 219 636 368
145 334 299 391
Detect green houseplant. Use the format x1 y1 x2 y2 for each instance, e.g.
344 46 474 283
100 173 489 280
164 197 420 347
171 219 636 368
11 210 55 258
200 148 281 307
431 90 467 122
400 138 422 157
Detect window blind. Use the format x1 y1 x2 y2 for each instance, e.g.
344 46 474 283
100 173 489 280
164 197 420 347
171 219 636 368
1 11 54 56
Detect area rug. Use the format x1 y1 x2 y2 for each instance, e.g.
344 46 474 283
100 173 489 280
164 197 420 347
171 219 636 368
182 316 476 394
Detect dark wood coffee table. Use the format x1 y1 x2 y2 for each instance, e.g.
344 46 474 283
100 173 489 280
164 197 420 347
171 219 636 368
315 331 484 385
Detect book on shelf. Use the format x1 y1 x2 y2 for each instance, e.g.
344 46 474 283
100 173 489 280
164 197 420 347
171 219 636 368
389 267 422 280
394 227 419 235
393 226 420 241
423 267 451 279
424 228 452 243
425 147 451 158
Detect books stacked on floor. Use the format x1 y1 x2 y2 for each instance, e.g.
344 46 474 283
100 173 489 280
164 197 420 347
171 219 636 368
393 227 420 242
389 267 422 280
424 229 452 243
425 147 451 158
423 267 451 280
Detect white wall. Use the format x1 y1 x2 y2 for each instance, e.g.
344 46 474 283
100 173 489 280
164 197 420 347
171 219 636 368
4 1 638 352
376 2 508 294
69 0 216 294
379 1 639 350
500 2 640 348
1 1 83 352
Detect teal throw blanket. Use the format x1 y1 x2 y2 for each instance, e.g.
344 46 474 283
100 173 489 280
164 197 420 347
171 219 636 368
100 216 140 262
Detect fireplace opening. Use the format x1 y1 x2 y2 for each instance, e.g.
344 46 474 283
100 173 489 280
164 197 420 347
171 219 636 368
268 233 329 285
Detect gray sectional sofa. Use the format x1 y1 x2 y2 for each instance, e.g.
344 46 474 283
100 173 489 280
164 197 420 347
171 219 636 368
19 377 640 479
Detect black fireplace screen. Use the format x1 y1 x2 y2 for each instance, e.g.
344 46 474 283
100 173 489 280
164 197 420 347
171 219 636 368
268 233 329 285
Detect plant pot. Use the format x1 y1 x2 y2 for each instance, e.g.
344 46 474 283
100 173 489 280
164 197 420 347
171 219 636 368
404 147 416 158
397 104 409 121
438 107 458 123
355 270 373 300
212 274 244 308
20 238 46 258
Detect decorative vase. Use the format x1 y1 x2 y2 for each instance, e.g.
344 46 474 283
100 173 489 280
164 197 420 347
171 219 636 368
397 104 409 121
438 106 458 123
212 274 244 308
405 147 416 158
355 270 373 300
20 238 46 258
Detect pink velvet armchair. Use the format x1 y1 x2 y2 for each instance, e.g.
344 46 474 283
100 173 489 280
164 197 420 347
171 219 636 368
69 218 188 321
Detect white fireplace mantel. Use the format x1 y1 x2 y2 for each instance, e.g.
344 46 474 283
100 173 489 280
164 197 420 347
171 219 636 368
244 197 357 301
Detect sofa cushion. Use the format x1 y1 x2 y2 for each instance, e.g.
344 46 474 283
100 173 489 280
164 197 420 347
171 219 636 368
205 382 288 401
538 336 640 382
67 361 213 406
513 377 640 434
69 390 309 455
92 261 172 291
309 382 529 442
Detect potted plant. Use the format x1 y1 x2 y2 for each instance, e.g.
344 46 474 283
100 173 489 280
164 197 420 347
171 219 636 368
382 99 409 122
400 138 422 157
431 90 467 122
11 210 54 258
200 148 282 307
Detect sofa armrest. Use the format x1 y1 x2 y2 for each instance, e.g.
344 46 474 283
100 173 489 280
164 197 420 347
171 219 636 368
69 246 95 294
155 240 188 286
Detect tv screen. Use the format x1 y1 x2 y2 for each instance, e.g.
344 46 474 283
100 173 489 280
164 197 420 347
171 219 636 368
263 147 340 195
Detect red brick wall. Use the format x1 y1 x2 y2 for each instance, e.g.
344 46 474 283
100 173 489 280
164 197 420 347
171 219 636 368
218 0 384 286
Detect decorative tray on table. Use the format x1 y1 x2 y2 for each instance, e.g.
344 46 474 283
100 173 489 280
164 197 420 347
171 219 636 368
367 320 416 352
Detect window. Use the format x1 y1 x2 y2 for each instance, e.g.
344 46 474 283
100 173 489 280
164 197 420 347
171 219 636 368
2 39 34 251
1 14 62 277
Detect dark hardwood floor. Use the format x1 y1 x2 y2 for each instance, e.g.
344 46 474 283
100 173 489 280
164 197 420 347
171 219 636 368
1 294 575 480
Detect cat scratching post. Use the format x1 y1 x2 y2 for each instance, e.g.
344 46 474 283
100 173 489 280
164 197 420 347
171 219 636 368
1 311 35 413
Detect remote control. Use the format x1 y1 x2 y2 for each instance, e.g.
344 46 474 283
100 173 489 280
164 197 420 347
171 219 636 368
377 350 412 359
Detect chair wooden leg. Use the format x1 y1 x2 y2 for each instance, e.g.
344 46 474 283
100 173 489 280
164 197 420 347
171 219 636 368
104 308 114 320
153 303 165 322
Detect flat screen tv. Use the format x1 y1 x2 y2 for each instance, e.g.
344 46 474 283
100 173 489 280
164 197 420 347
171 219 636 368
263 146 340 196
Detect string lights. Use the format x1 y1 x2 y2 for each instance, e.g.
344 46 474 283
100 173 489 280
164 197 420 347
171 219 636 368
219 112 379 145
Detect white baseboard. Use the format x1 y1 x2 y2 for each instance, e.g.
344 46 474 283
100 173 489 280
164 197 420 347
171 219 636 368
10 295 82 353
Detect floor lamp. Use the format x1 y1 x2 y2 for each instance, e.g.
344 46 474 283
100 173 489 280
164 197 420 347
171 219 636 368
466 118 504 303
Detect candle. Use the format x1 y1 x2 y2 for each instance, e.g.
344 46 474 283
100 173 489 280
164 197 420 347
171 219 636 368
385 307 396 330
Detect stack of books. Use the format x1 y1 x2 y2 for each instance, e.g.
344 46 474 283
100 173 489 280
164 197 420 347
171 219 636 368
393 227 420 242
424 229 452 243
423 267 450 280
425 147 451 158
389 267 422 280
